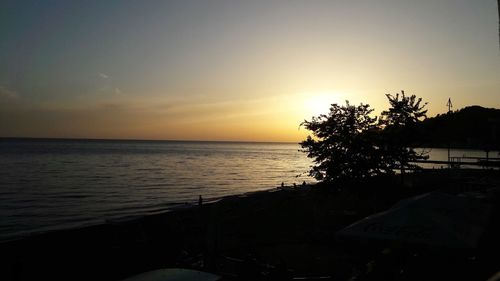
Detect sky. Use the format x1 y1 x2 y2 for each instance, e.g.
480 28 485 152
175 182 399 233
1 0 499 142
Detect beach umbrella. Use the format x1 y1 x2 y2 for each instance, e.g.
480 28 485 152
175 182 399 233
120 268 221 281
336 192 492 249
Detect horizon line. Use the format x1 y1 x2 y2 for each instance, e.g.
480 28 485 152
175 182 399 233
0 136 299 145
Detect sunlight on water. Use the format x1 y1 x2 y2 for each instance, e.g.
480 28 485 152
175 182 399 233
1 139 497 240
0 139 313 240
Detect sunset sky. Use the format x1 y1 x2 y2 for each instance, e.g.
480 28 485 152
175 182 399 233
1 0 499 142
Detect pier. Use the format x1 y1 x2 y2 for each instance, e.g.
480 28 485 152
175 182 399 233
413 156 500 168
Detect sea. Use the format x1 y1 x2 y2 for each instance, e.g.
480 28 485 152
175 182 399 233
0 138 313 241
0 138 497 241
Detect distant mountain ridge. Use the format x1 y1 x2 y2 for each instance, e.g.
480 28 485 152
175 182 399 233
415 106 500 149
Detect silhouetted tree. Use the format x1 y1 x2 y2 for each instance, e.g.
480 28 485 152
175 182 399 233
300 101 381 182
300 92 430 183
379 91 428 173
380 91 427 127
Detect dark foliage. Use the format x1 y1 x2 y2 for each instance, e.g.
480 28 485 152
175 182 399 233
379 91 427 127
378 91 429 171
300 101 382 182
300 91 429 183
416 106 500 150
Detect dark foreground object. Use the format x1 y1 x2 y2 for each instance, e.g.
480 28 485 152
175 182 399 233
2 169 500 281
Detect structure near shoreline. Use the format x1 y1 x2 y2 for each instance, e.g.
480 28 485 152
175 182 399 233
337 191 493 249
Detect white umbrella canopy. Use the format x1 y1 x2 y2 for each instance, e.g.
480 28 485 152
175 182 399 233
336 192 493 249
121 268 221 281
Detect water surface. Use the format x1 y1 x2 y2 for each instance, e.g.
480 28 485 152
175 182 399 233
0 139 312 240
1 139 497 240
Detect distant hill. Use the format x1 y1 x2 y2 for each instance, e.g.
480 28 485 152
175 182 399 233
415 106 500 150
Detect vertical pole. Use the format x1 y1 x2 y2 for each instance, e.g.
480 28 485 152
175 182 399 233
447 98 452 168
448 147 451 167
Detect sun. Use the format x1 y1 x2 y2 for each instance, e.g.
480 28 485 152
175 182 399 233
303 92 341 117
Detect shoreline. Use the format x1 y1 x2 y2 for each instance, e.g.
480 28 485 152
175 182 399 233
2 169 500 280
0 183 308 244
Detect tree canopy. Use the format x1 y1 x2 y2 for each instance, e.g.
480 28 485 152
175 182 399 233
300 102 381 182
300 91 428 183
379 91 427 128
378 91 429 172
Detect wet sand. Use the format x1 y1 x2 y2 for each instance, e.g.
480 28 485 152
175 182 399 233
2 169 500 281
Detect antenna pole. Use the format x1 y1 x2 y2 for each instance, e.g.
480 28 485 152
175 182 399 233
446 98 452 167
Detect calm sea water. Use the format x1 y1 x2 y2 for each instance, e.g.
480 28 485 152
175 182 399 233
0 139 313 240
0 139 497 241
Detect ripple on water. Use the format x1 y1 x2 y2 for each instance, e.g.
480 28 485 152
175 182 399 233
0 140 315 240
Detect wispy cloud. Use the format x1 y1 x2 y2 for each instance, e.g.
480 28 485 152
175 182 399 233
0 85 19 100
98 73 109 79
114 88 122 94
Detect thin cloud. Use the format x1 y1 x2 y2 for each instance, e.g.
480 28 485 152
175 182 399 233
98 73 109 79
0 85 19 100
114 88 122 94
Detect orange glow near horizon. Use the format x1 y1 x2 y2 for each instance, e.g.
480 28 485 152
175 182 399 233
1 1 499 142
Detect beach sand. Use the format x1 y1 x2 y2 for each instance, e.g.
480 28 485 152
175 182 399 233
2 169 500 280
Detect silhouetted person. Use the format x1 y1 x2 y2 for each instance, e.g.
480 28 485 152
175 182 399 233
293 183 296 188
198 195 203 207
302 181 306 186
281 182 284 188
